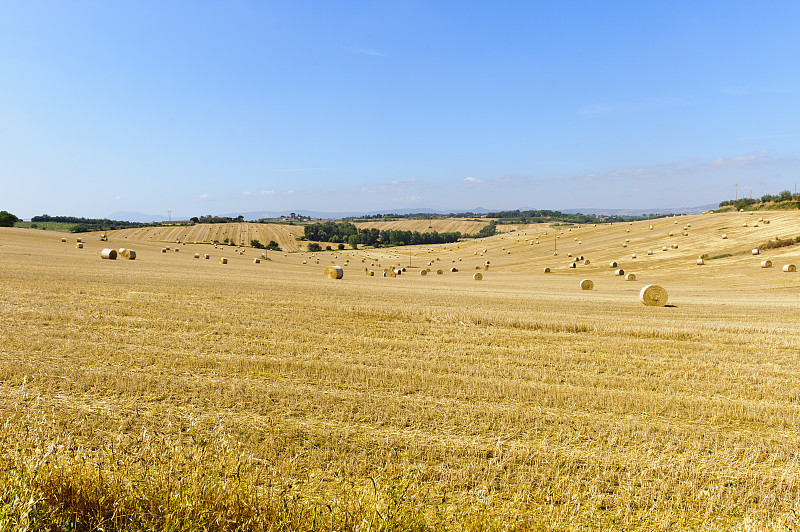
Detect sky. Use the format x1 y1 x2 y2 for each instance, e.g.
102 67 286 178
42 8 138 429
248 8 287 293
2 1 799 220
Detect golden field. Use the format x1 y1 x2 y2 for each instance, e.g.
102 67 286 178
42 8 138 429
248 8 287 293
1 211 800 530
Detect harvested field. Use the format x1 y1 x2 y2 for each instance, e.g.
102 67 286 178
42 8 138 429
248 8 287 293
107 222 302 251
1 211 800 530
354 218 488 235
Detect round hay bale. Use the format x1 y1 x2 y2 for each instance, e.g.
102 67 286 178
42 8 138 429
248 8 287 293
420 269 427 276
473 272 483 280
609 261 617 268
100 248 117 260
204 254 210 259
583 259 590 265
120 249 136 260
303 260 307 264
253 258 260 264
324 265 344 279
631 254 636 259
367 270 374 276
721 234 728 239
437 269 443 275
194 253 201 259
614 269 624 276
668 232 674 237
543 267 551 273
752 249 759 255
622 243 627 248
640 284 668 306
450 267 458 272
662 246 668 251
699 254 708 260
219 257 228 264
783 264 796 272
761 260 772 268
75 242 83 249
671 244 678 249
625 273 636 281
568 253 572 257
697 258 705 265
61 237 67 242
76 238 82 243
647 250 653 255
394 269 402 276
579 279 593 290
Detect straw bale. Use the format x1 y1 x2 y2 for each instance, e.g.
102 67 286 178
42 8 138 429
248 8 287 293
101 248 117 260
204 254 210 259
76 242 83 249
752 249 759 255
721 234 728 239
367 270 374 276
473 272 483 280
324 265 344 279
437 269 443 274
543 267 551 273
253 258 260 264
76 238 82 243
671 244 678 249
614 269 624 276
579 279 593 290
760 260 772 268
194 253 200 258
647 250 653 255
783 264 797 272
699 254 708 259
640 284 668 306
631 254 636 259
697 258 704 265
450 267 458 272
219 257 228 264
420 269 427 276
569 262 577 268
609 261 617 268
625 273 636 281
119 249 136 260
61 237 67 242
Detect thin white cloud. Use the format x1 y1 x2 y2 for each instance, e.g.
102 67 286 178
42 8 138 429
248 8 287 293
360 178 420 194
260 190 275 196
199 193 209 199
463 177 485 184
353 47 385 57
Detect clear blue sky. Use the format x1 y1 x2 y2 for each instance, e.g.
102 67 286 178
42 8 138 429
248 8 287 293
2 1 799 219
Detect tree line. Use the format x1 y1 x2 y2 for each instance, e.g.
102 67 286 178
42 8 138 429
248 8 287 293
719 190 800 210
30 215 153 232
303 221 467 248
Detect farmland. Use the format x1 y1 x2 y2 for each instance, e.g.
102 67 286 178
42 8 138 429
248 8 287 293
2 210 800 530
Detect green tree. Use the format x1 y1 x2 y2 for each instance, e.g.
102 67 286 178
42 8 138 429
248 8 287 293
779 190 792 202
307 242 322 252
348 234 359 249
0 211 19 227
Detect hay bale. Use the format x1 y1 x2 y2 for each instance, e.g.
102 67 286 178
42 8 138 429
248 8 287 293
579 279 593 290
783 264 797 272
194 253 201 259
420 269 427 276
75 242 84 249
204 254 210 259
450 267 458 272
647 250 653 255
367 270 374 276
473 272 483 280
583 259 590 265
697 258 705 265
569 262 577 268
662 246 668 251
437 269 443 275
609 261 617 268
625 273 636 281
699 254 708 260
253 258 260 264
324 265 344 279
543 267 551 273
100 248 117 260
76 238 82 243
631 254 636 259
721 234 728 239
761 260 772 268
622 243 627 248
640 284 668 306
120 249 136 260
614 269 624 276
752 249 759 255
394 269 402 276
671 244 678 249
219 257 228 264
568 253 572 257
61 237 67 242
161 248 167 253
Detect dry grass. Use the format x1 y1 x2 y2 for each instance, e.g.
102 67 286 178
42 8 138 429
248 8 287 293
2 215 800 530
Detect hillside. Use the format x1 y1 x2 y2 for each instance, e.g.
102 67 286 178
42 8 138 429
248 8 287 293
105 222 303 251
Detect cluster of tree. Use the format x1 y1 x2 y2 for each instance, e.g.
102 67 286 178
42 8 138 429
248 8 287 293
303 221 463 248
719 190 800 209
31 214 151 233
250 239 281 251
484 209 645 224
193 215 244 224
0 210 18 227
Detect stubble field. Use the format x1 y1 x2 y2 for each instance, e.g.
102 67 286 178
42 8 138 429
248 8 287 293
1 211 800 530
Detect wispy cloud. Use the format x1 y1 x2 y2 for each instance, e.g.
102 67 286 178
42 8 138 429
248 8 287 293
244 190 276 197
199 193 209 199
463 177 485 184
360 178 420 193
352 47 385 57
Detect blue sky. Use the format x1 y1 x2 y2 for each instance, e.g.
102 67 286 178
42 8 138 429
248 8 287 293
2 1 799 219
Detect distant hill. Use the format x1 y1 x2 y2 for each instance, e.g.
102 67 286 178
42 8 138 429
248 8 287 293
561 204 718 217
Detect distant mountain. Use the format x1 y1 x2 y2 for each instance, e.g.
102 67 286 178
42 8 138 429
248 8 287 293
219 207 492 219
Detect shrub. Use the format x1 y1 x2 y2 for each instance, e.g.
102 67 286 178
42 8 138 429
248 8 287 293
307 242 322 252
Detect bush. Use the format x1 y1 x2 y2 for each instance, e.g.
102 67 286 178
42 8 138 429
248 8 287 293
250 239 265 249
307 242 322 252
0 210 19 227
337 243 345 250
